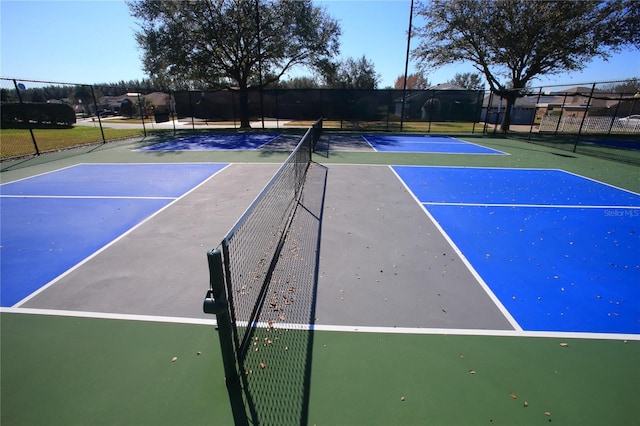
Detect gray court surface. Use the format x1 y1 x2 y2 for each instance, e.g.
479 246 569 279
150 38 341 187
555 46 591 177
21 163 280 317
21 162 512 330
314 164 513 330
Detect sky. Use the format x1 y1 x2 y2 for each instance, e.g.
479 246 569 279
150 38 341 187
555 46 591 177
1 0 639 90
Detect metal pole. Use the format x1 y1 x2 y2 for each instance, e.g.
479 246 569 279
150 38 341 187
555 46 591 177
574 83 596 152
137 93 147 137
529 87 542 140
607 92 624 134
255 0 265 129
554 92 568 135
400 0 414 132
188 90 196 130
169 91 177 136
13 79 39 155
90 85 106 144
483 91 492 134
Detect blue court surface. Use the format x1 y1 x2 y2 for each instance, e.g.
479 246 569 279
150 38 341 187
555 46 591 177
363 134 506 154
140 133 279 151
0 163 228 307
393 166 640 335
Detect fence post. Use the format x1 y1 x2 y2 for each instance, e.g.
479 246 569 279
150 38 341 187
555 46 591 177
13 79 40 155
90 85 106 144
483 91 492 134
529 87 542 140
607 92 624 134
169 91 177 136
493 93 502 134
188 90 195 130
573 83 596 152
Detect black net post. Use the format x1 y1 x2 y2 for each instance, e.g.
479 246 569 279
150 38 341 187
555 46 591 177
204 248 249 426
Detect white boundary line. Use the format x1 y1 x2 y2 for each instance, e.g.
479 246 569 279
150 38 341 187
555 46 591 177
560 169 640 197
359 135 509 155
456 138 510 155
0 163 81 185
388 165 523 332
360 134 378 151
423 202 640 209
1 195 177 200
2 308 637 341
0 307 217 326
390 165 640 196
11 163 233 308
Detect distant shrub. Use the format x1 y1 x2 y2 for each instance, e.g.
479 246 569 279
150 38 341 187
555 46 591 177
1 102 76 128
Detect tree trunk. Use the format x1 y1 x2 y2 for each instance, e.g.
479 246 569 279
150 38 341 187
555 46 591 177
500 95 517 132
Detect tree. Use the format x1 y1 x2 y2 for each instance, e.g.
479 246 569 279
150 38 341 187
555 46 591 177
394 73 430 90
120 99 135 118
413 0 640 131
599 78 640 94
273 76 320 89
128 0 340 128
321 55 381 89
447 72 484 90
70 85 96 115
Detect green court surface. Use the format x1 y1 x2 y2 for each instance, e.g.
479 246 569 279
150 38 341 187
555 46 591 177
1 132 639 425
1 313 638 425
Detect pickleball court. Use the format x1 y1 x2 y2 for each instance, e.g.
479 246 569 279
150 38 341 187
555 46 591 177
1 130 638 425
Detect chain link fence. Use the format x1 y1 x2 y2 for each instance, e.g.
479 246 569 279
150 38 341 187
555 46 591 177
2 77 638 164
497 81 640 164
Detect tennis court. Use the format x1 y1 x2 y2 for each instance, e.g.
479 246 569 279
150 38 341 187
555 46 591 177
0 163 228 307
139 133 280 151
392 166 640 334
1 129 638 425
363 134 506 154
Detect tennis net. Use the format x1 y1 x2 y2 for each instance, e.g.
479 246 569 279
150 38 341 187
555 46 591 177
204 118 322 425
204 119 322 346
225 119 320 348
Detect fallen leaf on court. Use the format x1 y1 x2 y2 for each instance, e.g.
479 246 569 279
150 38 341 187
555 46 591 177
560 342 569 347
545 411 551 416
510 392 517 399
171 356 178 362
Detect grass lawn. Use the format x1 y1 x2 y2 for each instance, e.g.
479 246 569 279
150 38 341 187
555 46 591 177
0 127 147 159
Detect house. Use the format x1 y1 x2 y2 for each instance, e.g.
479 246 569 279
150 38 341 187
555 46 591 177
536 86 632 120
480 92 545 125
98 91 172 116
